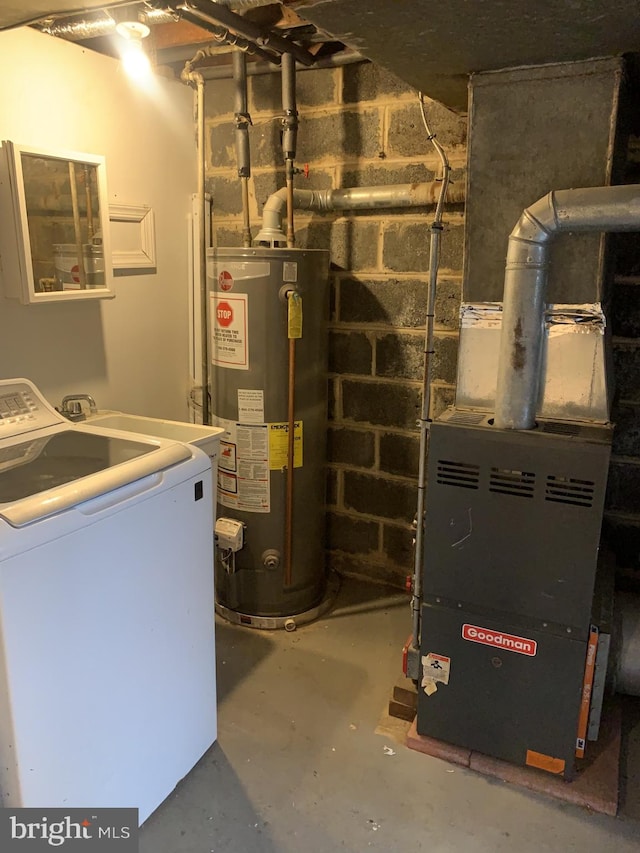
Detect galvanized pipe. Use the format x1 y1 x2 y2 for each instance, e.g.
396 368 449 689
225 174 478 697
255 182 465 245
495 184 640 430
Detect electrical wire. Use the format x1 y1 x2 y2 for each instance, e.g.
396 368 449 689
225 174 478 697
418 91 452 224
410 91 453 668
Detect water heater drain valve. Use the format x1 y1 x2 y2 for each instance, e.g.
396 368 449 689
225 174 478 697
215 517 245 552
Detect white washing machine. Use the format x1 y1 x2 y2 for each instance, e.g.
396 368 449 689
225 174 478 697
0 378 217 824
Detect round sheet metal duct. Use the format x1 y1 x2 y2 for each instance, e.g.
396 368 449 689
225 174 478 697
495 184 640 430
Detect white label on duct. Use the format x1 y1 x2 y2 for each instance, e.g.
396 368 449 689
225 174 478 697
238 389 264 423
210 292 249 370
282 261 298 282
213 416 270 513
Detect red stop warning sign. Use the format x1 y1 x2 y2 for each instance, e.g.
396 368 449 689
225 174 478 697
218 270 233 291
217 301 234 327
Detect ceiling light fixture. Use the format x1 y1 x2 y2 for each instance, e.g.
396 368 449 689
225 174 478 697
116 21 151 80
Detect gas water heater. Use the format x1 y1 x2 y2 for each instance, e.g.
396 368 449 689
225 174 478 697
208 246 330 627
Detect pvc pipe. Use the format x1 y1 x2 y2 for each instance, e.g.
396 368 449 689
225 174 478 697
495 184 640 430
254 182 465 245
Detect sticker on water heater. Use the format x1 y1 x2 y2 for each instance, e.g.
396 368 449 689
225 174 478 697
268 421 303 470
210 292 249 370
218 441 237 472
218 470 238 494
282 261 298 283
238 389 264 423
214 417 270 513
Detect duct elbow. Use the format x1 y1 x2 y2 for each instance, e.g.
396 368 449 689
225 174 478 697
509 192 558 249
255 188 288 245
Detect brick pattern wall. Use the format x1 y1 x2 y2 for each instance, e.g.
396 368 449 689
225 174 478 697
204 62 467 588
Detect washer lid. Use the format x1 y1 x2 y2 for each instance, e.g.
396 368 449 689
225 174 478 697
0 429 191 526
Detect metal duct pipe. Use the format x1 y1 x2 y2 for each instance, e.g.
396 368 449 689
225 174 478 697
40 16 116 40
255 182 465 245
616 593 640 696
217 0 284 7
495 184 640 430
139 8 179 26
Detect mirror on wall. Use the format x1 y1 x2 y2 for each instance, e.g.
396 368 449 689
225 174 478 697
0 142 114 304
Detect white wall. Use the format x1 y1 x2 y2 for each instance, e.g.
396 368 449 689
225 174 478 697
0 27 196 419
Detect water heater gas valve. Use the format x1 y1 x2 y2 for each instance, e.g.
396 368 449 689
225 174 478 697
215 517 245 552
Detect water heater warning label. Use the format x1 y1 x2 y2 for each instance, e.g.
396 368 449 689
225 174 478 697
211 292 249 370
268 421 303 469
213 417 270 513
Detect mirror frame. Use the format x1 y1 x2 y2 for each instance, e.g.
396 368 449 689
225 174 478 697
0 141 114 304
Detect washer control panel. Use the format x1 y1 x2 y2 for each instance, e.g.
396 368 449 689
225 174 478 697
0 380 62 434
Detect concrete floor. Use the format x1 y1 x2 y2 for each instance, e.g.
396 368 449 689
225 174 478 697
140 578 640 853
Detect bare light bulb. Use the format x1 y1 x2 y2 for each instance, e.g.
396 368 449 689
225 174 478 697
116 21 151 80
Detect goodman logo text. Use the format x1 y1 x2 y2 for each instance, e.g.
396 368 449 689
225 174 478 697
462 623 537 656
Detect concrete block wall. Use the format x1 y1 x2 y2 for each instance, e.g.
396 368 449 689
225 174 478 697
204 61 466 588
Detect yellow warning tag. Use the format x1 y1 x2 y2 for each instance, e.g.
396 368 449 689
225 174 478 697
268 421 303 469
288 291 302 339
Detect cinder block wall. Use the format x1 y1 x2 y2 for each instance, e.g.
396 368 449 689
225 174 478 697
204 62 467 588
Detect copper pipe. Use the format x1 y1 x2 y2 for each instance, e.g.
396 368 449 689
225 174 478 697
284 325 296 587
286 171 295 248
68 162 86 290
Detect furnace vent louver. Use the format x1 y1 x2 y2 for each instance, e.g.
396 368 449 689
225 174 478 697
545 475 595 507
446 411 486 425
436 460 480 490
489 467 535 498
540 422 609 443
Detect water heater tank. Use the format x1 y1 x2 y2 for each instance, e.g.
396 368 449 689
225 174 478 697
207 246 330 625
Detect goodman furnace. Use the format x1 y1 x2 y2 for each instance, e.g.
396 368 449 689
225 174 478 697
416 408 612 778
